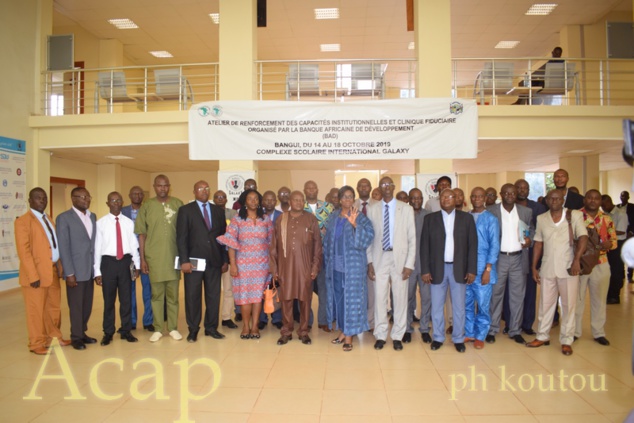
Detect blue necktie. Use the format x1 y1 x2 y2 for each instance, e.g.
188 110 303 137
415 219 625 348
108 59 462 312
203 203 211 230
382 204 390 250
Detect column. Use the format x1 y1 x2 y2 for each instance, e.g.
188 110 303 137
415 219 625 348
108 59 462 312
414 0 452 97
96 164 122 217
560 155 600 193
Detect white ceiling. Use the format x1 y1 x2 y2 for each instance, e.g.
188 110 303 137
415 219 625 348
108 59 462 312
50 0 633 174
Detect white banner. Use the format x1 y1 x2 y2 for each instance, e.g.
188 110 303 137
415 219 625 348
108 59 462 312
189 98 477 161
217 171 256 207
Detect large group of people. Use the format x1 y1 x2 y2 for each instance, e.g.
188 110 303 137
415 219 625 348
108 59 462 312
15 168 629 357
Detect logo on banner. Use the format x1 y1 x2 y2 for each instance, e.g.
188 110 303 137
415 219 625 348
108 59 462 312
450 102 463 115
197 106 211 117
226 175 245 192
425 179 439 198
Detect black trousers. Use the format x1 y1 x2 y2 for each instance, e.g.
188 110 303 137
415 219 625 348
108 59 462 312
184 266 221 333
101 255 133 335
607 240 625 300
66 279 94 341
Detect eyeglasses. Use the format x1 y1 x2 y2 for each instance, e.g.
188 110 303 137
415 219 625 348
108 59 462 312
278 192 290 197
108 199 122 204
245 184 256 189
380 183 394 188
341 195 355 200
72 195 91 200
214 195 226 200
196 187 211 192
442 195 455 199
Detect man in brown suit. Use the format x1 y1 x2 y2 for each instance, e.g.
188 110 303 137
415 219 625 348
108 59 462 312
270 191 322 345
14 188 71 354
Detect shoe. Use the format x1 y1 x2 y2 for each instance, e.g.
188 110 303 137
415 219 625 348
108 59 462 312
421 333 432 344
502 327 509 335
222 320 238 329
277 335 292 345
240 333 251 340
412 315 420 322
474 340 484 349
561 344 573 356
205 330 226 339
552 320 559 328
446 325 453 335
374 340 386 350
594 336 610 346
300 335 312 345
522 328 536 335
573 336 578 342
331 336 345 344
402 332 412 343
273 322 283 329
258 321 266 330
82 336 97 344
149 332 163 342
249 331 261 340
343 343 353 352
100 334 113 346
46 338 71 348
71 340 86 350
235 313 242 322
393 340 403 351
144 324 155 332
513 334 526 344
169 330 183 341
526 339 550 348
430 341 443 351
318 324 331 333
187 332 198 343
464 337 475 343
606 298 620 304
485 335 496 344
454 343 466 353
30 347 48 355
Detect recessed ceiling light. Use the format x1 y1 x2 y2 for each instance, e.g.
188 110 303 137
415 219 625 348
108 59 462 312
149 50 173 58
108 19 139 29
106 155 134 160
345 163 363 168
320 44 340 52
209 13 220 24
525 3 558 15
495 41 520 49
408 42 415 50
315 8 339 20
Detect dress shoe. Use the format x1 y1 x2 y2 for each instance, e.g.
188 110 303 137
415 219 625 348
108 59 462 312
235 313 242 322
273 322 283 329
402 332 412 343
393 340 403 351
573 336 578 342
149 332 163 342
82 336 97 344
446 325 453 335
169 330 183 341
421 333 432 344
454 343 466 353
300 335 312 345
606 297 620 305
187 332 198 343
502 327 509 335
100 334 113 346
561 344 573 356
121 332 138 343
594 336 610 346
485 334 496 344
464 337 475 343
430 341 443 351
522 328 536 335
31 347 49 355
474 340 484 349
222 320 238 329
205 330 226 339
144 324 155 332
318 324 331 333
71 340 86 350
526 339 550 348
277 335 291 345
46 338 71 348
374 340 386 350
258 321 266 330
512 334 526 344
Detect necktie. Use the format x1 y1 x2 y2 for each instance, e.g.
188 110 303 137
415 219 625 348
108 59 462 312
382 204 390 250
115 217 123 260
203 203 211 230
362 201 367 216
42 215 57 249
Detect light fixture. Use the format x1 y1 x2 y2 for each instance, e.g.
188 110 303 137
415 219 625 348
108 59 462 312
320 44 340 52
108 19 139 29
149 50 173 58
408 42 415 50
314 8 339 20
495 41 520 49
525 3 558 15
105 155 134 160
209 13 220 24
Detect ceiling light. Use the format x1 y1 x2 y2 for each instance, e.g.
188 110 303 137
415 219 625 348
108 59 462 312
209 13 220 24
408 42 415 50
108 19 139 29
106 155 134 160
314 8 339 20
149 50 173 58
320 44 340 52
495 41 520 49
525 3 558 15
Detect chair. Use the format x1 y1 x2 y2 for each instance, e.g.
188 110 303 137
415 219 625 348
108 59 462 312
287 64 320 97
97 71 133 103
474 62 514 104
350 63 384 97
154 69 194 107
540 63 576 95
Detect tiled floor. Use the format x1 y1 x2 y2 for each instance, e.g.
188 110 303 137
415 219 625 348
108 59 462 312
1 282 633 422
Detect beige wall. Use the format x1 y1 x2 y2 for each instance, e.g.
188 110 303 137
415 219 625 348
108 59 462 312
605 167 634 200
149 171 218 205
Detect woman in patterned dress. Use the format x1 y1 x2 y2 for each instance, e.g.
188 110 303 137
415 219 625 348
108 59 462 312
217 190 273 339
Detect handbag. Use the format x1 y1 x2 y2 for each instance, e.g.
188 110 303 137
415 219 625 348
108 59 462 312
566 209 600 275
263 280 280 313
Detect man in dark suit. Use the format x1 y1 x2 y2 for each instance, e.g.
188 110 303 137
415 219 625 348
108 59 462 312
56 186 97 350
421 188 478 353
543 169 584 210
176 180 228 342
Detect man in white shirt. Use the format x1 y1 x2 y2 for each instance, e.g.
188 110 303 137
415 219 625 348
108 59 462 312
94 191 140 346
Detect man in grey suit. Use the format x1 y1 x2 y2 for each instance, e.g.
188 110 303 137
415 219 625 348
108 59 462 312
56 187 97 350
486 183 533 344
366 176 416 351
421 188 478 353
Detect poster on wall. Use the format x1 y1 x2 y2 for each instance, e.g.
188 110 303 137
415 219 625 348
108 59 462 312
189 98 478 161
416 173 457 210
0 136 27 288
217 170 256 211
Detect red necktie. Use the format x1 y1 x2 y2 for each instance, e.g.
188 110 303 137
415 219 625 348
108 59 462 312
203 203 211 230
115 217 123 260
362 201 367 216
